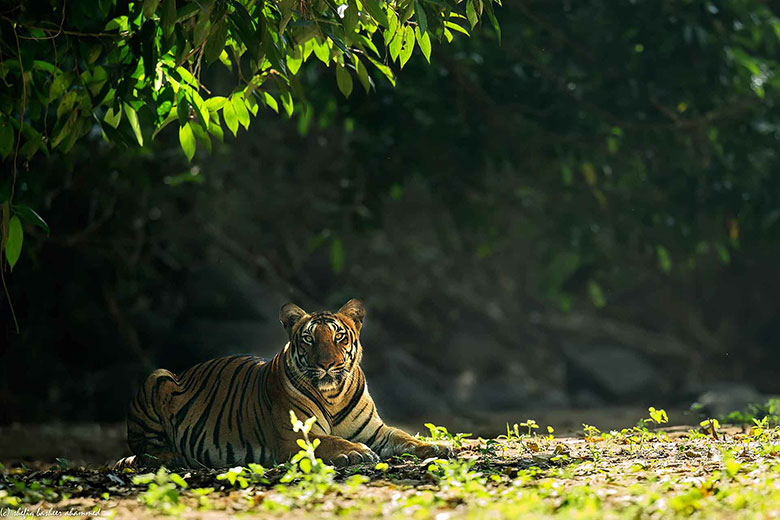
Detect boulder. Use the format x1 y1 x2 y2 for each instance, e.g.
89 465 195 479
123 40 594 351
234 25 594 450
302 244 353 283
564 343 666 402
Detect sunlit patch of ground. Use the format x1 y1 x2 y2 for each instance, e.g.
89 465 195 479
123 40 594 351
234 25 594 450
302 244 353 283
1 421 779 519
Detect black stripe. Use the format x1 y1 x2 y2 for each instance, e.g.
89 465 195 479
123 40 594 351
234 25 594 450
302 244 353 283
187 360 233 459
284 361 331 421
375 432 392 454
333 377 365 424
364 425 383 448
346 404 375 441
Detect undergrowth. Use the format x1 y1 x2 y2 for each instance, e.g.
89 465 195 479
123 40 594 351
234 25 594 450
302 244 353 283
1 406 779 518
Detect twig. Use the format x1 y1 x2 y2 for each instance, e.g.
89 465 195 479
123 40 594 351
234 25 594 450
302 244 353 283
1 24 26 335
0 258 19 334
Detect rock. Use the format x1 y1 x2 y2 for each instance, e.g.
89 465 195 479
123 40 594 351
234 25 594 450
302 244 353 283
452 361 534 411
564 343 665 402
366 349 452 420
692 382 767 419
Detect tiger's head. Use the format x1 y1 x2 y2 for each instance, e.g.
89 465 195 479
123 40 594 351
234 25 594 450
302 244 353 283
279 299 365 393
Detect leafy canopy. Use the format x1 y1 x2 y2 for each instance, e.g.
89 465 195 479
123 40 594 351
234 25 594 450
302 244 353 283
0 0 500 272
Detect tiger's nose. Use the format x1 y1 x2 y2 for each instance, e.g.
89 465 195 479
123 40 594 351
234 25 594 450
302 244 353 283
317 360 336 371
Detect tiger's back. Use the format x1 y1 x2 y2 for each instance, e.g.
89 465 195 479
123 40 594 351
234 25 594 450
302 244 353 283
127 355 276 467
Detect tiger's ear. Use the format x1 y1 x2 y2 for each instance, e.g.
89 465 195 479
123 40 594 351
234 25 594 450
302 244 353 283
279 303 307 337
338 299 365 332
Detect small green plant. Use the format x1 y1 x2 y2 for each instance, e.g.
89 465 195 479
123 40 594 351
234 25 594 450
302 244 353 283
723 398 780 426
426 458 488 497
0 489 21 508
0 476 60 506
423 423 472 448
262 410 338 509
133 467 188 515
499 420 540 443
191 487 215 509
519 419 539 436
645 407 669 426
700 418 721 439
477 438 501 457
216 463 268 489
499 423 522 442
582 424 602 442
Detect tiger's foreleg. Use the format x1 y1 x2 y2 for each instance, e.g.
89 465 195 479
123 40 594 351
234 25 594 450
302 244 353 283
278 433 380 467
336 399 454 460
366 424 454 459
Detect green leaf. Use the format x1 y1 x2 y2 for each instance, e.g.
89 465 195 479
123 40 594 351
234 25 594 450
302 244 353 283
170 473 188 489
329 237 345 273
343 0 359 34
143 0 161 18
50 111 78 149
286 46 304 76
389 29 403 62
387 9 398 41
204 96 228 111
313 40 331 65
262 92 279 113
179 122 196 161
0 119 13 159
362 0 389 28
231 94 250 129
414 0 428 34
587 280 607 308
160 0 177 36
716 243 731 264
415 26 431 62
48 71 72 103
13 205 50 236
336 66 353 98
204 19 229 65
223 102 238 136
483 0 500 42
207 112 224 142
104 105 122 129
366 55 396 86
194 17 211 50
399 25 415 68
229 3 260 60
177 91 191 126
444 20 470 37
152 113 177 140
279 89 294 117
466 0 478 29
176 66 199 89
5 215 22 271
656 245 672 273
354 57 371 92
262 27 287 75
189 91 210 129
124 103 144 146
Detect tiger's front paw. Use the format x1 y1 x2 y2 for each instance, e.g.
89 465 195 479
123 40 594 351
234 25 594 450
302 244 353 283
328 443 380 467
113 452 184 471
405 442 455 460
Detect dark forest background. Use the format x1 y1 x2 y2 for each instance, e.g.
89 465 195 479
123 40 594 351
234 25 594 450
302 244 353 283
2 1 780 428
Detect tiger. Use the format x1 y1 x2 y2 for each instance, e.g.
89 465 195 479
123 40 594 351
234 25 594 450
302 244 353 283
117 299 452 469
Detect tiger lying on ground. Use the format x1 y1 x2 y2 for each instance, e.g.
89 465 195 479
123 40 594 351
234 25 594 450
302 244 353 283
116 299 451 469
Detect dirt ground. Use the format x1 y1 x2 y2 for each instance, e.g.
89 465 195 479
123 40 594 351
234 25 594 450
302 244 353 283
1 411 779 519
0 407 695 466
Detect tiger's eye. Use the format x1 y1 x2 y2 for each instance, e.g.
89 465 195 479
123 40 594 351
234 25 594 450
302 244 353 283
334 332 346 342
302 334 314 344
